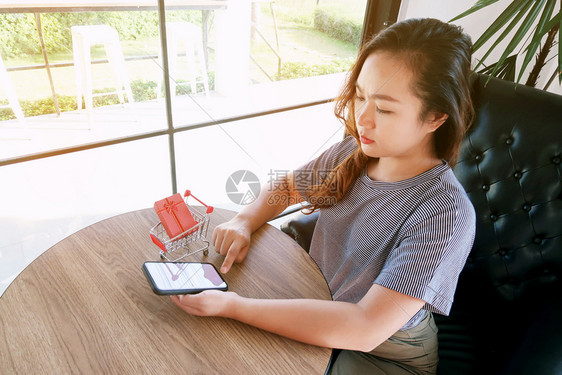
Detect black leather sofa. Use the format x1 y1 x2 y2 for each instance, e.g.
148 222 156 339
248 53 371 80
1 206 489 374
280 73 562 374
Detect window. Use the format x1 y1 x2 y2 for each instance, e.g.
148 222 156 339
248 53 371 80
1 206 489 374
0 0 374 296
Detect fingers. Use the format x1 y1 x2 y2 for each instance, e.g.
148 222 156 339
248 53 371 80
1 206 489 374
220 253 234 274
171 291 233 318
170 294 186 310
235 244 249 263
171 294 187 306
212 222 251 274
212 225 225 254
171 294 199 315
212 225 237 258
220 243 240 274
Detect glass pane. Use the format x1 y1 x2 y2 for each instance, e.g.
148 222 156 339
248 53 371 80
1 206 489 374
0 136 171 296
161 0 367 128
0 3 167 160
162 3 223 128
174 102 343 211
251 0 366 83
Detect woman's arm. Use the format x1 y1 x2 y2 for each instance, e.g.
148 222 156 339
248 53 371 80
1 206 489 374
171 283 425 352
213 172 304 273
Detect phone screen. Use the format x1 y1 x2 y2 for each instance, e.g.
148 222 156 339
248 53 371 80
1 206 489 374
142 262 228 295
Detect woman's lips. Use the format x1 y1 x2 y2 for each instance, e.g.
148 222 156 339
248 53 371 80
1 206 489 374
360 135 374 144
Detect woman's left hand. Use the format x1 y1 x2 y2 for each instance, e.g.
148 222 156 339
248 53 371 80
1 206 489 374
170 290 238 317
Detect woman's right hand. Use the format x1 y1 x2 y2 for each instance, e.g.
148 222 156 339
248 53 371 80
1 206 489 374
212 216 252 274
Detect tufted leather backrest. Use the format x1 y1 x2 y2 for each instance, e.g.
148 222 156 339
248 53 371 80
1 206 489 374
453 74 562 303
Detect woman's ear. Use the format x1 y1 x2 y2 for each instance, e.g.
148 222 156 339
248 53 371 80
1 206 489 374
425 112 448 132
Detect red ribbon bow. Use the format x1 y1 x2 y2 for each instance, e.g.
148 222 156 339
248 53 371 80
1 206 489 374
164 201 176 214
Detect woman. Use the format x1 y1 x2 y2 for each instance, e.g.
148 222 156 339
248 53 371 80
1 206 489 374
171 18 476 374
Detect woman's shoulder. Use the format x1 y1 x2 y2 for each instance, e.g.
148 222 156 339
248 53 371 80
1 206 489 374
323 135 357 162
299 135 358 172
420 168 476 224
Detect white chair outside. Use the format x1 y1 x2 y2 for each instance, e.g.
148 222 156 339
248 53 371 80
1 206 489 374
71 25 134 121
157 22 210 99
0 54 25 122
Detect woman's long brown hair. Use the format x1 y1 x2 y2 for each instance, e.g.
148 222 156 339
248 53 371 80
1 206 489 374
305 18 474 212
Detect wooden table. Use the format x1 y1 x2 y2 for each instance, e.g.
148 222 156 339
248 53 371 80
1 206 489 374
0 208 332 374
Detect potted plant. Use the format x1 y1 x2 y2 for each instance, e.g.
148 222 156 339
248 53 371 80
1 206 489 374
450 0 560 89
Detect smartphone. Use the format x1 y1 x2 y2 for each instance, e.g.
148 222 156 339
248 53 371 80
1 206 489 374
142 261 228 295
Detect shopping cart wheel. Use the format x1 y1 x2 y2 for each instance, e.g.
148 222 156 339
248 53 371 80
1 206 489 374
203 249 209 256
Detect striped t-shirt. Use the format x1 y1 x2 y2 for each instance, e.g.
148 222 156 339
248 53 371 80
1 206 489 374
295 136 476 330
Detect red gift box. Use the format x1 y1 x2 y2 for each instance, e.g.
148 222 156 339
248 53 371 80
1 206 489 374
154 193 198 239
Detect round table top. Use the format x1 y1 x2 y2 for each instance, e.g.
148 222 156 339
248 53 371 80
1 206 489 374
0 207 332 374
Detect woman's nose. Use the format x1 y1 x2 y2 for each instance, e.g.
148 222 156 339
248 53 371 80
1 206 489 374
356 101 375 128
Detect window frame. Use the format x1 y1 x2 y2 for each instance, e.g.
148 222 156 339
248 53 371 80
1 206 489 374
0 0 401 196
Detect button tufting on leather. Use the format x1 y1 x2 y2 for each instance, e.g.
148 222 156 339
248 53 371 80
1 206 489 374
440 74 562 308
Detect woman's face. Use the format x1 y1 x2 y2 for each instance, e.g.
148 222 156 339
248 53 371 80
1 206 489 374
354 51 444 162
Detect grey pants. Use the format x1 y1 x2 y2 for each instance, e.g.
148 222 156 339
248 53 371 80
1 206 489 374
329 312 439 375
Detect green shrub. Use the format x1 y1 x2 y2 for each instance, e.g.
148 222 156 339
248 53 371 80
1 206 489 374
0 75 215 121
0 81 146 121
276 58 353 80
0 14 41 57
130 80 158 102
273 9 314 27
313 7 362 47
269 0 316 27
0 11 200 58
0 95 73 121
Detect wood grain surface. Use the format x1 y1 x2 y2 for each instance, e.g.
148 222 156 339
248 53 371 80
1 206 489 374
0 208 332 374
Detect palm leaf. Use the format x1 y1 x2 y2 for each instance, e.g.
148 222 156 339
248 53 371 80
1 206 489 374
473 0 534 71
477 54 518 83
517 0 557 83
451 0 561 86
488 0 547 80
559 5 562 84
449 0 562 84
449 0 501 22
471 0 529 51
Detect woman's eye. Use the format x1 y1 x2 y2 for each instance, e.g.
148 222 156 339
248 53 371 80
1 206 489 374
376 107 391 114
356 95 365 102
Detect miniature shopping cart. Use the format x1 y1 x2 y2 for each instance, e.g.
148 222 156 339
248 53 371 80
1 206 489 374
149 190 214 261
